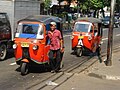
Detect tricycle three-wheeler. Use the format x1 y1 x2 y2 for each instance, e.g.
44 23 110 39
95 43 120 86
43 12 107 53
71 17 102 57
13 15 64 75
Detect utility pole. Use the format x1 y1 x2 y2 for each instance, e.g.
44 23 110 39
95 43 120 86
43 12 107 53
106 0 116 66
76 1 80 18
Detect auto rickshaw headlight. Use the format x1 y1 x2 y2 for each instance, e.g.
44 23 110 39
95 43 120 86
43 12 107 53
13 44 17 49
33 45 38 50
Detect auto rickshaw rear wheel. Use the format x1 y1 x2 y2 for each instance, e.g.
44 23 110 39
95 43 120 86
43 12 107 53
0 44 7 60
21 62 29 75
76 47 83 57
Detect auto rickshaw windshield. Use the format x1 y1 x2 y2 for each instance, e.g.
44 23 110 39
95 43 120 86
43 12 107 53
74 22 92 32
15 23 44 39
17 23 41 34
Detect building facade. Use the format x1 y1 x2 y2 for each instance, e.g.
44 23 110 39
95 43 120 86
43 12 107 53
0 0 42 40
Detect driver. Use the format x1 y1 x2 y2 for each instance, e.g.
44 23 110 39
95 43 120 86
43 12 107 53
48 22 64 73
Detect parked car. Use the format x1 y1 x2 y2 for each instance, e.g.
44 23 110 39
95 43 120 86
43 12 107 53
102 16 120 28
115 13 120 19
0 12 12 60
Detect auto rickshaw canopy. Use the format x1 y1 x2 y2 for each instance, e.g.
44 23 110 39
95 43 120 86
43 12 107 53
76 17 102 24
18 15 62 25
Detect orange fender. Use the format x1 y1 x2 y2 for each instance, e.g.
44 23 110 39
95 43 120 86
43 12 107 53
21 59 29 63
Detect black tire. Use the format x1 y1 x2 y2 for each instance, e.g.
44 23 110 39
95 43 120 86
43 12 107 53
21 62 29 75
76 48 83 57
0 44 7 60
73 48 77 55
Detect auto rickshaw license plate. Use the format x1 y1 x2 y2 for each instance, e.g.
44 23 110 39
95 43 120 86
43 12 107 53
79 36 84 39
21 42 29 47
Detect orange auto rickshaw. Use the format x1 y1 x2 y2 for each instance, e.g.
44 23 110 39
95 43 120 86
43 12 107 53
71 17 102 57
13 15 64 75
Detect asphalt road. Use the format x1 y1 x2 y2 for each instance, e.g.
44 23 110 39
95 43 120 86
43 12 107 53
0 27 120 90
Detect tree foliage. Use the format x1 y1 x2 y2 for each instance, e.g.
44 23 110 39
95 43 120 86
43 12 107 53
57 0 111 10
44 0 51 14
44 0 51 10
89 0 103 9
54 0 112 16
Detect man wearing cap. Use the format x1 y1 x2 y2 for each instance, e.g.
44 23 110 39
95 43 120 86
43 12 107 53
48 22 64 73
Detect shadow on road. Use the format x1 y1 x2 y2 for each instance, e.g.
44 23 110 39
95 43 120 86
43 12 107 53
15 65 51 74
70 50 94 56
6 49 14 59
0 49 14 62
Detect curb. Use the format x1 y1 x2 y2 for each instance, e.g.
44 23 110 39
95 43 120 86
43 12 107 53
88 73 120 80
86 49 120 81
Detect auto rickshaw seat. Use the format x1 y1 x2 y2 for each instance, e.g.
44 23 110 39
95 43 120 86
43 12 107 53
23 25 34 34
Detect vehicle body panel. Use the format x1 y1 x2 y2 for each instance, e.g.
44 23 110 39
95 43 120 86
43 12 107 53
14 15 64 66
72 17 102 55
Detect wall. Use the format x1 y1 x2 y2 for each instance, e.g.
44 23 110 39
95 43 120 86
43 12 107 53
0 0 40 40
0 1 14 39
14 1 40 26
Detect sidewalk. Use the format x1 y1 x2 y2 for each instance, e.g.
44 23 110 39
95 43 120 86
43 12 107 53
55 51 120 90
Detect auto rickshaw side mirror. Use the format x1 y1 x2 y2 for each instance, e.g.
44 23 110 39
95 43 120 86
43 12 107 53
14 28 17 37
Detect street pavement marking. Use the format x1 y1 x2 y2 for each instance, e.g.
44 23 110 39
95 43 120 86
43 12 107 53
103 28 108 31
63 35 71 37
116 34 120 36
106 75 120 80
102 38 108 41
10 62 16 66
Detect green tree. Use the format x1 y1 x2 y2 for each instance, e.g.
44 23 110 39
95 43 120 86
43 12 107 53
103 0 110 7
44 0 51 15
90 0 103 9
115 0 120 13
89 0 103 17
75 0 91 16
75 0 110 17
57 0 111 17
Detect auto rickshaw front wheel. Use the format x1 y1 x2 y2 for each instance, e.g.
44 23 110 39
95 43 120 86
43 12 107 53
76 47 83 57
21 62 29 75
0 44 7 60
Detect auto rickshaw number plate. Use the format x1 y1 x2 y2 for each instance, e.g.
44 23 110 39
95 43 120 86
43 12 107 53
79 36 84 39
21 42 29 47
